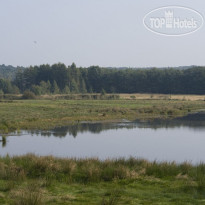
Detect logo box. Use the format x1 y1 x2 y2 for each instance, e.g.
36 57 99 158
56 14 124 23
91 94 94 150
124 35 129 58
143 6 204 36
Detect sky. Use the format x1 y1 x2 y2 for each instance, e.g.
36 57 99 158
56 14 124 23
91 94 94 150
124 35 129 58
0 0 205 68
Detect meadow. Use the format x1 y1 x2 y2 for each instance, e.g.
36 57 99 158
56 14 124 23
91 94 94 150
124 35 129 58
0 94 205 133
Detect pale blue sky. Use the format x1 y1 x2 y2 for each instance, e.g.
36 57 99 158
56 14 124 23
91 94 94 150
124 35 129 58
0 0 205 67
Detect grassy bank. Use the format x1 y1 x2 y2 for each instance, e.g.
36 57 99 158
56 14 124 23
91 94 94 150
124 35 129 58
0 155 205 204
0 98 205 133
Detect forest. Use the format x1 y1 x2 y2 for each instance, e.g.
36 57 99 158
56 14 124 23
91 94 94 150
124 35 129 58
0 63 205 95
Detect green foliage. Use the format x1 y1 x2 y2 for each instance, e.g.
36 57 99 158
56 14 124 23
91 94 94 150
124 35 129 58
22 90 36 99
0 64 201 95
70 79 79 93
80 79 87 93
31 85 41 95
0 64 25 80
1 64 205 95
46 80 51 93
62 85 70 94
0 79 13 93
52 80 60 94
12 85 20 94
39 81 51 94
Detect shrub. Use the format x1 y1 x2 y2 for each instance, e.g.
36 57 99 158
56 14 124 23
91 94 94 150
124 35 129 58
22 90 36 99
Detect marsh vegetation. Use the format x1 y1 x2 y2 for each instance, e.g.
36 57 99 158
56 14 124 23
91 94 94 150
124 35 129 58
0 155 205 204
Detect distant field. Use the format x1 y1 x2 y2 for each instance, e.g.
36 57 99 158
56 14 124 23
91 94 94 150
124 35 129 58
2 93 205 101
44 93 205 101
32 93 205 101
0 98 205 132
119 93 205 101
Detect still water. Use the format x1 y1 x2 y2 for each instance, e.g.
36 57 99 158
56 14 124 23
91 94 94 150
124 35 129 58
0 117 205 164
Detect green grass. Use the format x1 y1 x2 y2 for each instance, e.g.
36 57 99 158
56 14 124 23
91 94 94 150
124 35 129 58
0 99 205 133
0 155 205 204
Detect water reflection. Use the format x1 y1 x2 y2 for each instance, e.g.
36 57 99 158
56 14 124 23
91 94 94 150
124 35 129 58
24 112 205 138
28 123 138 138
0 136 7 147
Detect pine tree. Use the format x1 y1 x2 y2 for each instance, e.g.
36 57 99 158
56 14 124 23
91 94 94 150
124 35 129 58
71 62 76 70
80 79 87 93
63 85 70 94
47 80 51 94
70 79 79 93
39 81 48 94
52 80 60 94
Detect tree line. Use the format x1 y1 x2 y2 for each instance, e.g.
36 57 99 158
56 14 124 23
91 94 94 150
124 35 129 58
0 63 205 95
0 64 25 80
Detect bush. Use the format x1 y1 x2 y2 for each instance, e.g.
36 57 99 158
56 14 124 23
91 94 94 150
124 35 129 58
22 90 36 99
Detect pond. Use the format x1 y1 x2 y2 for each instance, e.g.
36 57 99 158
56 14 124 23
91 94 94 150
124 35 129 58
0 114 205 164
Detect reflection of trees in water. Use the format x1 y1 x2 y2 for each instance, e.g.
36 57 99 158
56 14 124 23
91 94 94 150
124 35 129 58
26 123 137 138
25 112 205 138
136 120 205 130
0 136 7 147
136 112 205 130
58 123 138 138
50 123 137 138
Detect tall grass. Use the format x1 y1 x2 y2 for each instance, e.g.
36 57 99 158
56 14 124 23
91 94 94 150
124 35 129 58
1 155 205 204
10 182 43 205
0 155 204 189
